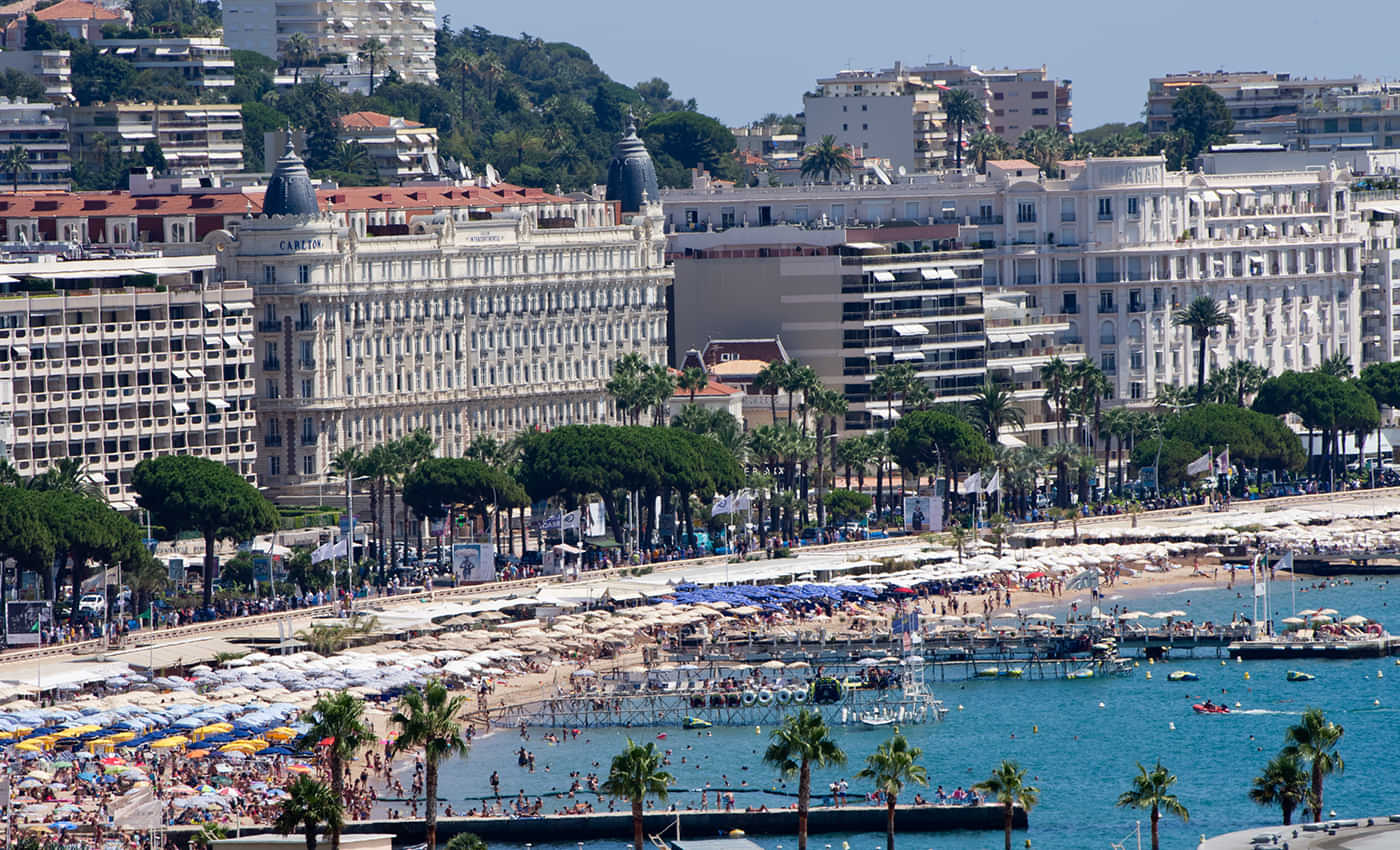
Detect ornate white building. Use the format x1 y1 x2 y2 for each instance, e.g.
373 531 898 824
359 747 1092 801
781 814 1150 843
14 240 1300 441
210 142 671 494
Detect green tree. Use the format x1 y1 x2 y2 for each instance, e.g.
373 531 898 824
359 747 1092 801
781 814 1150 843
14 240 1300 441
967 130 1010 173
1283 707 1344 823
971 379 1025 444
442 835 487 850
1359 361 1400 470
1040 356 1073 442
974 760 1039 850
1316 350 1353 379
390 680 470 850
2 145 31 193
274 776 343 850
602 739 674 850
358 37 387 95
640 111 737 186
887 409 992 484
1016 127 1066 173
280 33 314 85
0 487 55 601
0 69 45 101
823 489 872 524
809 386 848 525
1116 761 1189 850
1249 751 1313 826
300 692 372 850
857 732 928 850
1170 85 1234 162
141 140 166 174
799 134 853 184
1208 360 1269 406
941 88 984 170
675 366 707 405
763 708 846 850
132 455 278 609
1172 296 1233 400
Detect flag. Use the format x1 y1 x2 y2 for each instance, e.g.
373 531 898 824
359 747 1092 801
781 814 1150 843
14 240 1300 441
983 470 1000 495
541 513 562 531
586 502 606 536
710 494 732 517
958 471 982 495
561 510 581 531
1186 451 1213 476
733 490 752 511
311 537 348 564
1277 550 1294 573
1215 447 1231 475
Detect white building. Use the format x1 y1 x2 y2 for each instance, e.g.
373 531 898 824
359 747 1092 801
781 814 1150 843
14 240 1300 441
0 96 68 189
67 102 244 175
266 111 438 183
207 143 671 495
222 0 437 86
0 247 257 507
664 155 1367 424
803 63 949 175
0 49 72 102
912 61 1072 143
98 38 235 90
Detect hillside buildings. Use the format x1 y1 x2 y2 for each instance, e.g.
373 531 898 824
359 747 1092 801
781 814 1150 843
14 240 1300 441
803 63 949 175
915 61 1072 143
0 49 72 102
97 38 235 91
222 0 438 86
0 97 69 189
68 102 244 176
664 156 1369 438
1145 70 1364 135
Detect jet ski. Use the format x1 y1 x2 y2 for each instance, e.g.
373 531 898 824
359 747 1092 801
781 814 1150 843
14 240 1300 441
1192 702 1230 714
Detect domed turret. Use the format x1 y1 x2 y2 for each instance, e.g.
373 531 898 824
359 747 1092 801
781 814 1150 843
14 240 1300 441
262 139 320 218
605 112 659 214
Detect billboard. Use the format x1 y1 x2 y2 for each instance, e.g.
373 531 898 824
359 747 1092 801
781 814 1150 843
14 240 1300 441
5 600 51 647
902 495 943 533
452 543 496 583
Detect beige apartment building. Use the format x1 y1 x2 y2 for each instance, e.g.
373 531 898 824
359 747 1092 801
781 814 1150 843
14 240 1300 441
914 61 1071 143
67 102 244 175
0 250 257 506
1146 70 1363 135
803 63 949 175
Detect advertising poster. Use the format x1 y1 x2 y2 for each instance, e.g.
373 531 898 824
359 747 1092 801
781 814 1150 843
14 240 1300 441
5 600 50 647
452 543 497 583
902 495 944 533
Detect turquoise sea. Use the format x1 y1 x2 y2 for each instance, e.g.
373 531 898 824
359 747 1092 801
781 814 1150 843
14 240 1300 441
440 575 1400 849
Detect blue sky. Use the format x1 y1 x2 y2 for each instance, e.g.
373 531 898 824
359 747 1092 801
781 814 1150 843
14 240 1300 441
442 0 1397 132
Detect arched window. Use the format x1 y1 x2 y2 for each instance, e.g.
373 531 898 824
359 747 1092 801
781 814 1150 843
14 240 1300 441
1099 320 1116 346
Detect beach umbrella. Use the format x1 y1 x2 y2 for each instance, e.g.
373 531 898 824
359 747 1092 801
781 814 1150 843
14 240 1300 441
47 822 78 832
1342 615 1370 626
286 763 315 774
1280 617 1305 625
1316 608 1339 616
1310 615 1333 624
1026 613 1057 622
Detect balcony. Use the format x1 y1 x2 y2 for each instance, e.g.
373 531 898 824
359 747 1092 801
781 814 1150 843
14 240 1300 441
1097 303 1117 314
299 358 316 369
258 320 281 332
968 215 1003 226
264 434 283 447
295 320 315 332
262 358 281 370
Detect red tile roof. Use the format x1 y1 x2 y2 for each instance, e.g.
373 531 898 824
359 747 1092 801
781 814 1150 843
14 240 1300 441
338 111 423 130
986 158 1040 171
667 368 743 398
35 0 122 21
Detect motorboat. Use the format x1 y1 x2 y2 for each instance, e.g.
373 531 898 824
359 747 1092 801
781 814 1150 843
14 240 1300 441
975 667 1023 679
1286 671 1316 682
682 717 712 730
1192 703 1230 715
1167 670 1200 682
858 709 897 728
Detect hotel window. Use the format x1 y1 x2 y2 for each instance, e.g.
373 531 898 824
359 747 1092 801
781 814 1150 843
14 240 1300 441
1126 197 1139 218
1101 352 1116 374
1016 201 1036 223
720 207 735 228
298 265 310 284
269 456 280 476
263 265 275 284
1097 197 1112 221
1060 198 1075 222
303 455 314 476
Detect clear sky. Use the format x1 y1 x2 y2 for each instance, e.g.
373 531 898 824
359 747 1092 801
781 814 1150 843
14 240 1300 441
440 0 1397 133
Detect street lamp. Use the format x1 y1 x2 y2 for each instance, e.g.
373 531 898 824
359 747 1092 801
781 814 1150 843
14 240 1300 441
321 462 369 613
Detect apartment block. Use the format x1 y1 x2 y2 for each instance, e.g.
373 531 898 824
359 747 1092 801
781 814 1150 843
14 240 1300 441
67 102 244 175
222 0 437 85
1146 70 1363 135
915 61 1071 143
0 49 72 102
664 156 1366 438
0 97 68 189
0 247 257 507
803 63 949 175
1294 86 1400 150
98 38 235 90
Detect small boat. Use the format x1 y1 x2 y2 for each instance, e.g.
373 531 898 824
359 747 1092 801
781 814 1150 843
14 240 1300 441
1286 671 1316 682
1192 703 1230 715
1066 668 1094 680
682 717 712 730
976 667 1023 679
1167 671 1200 682
858 710 897 728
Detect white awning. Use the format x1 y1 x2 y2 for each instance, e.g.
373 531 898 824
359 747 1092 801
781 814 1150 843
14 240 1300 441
10 344 29 356
939 268 957 280
1299 222 1314 235
893 351 925 361
238 334 253 346
1200 191 1220 203
206 398 230 410
920 268 941 280
171 401 190 414
222 301 254 311
1010 332 1032 343
998 433 1027 448
1216 188 1238 197
872 271 895 283
171 368 189 379
892 323 929 336
1211 257 1225 269
1263 224 1278 236
1235 188 1255 197
203 303 222 314
222 334 242 348
1249 253 1264 264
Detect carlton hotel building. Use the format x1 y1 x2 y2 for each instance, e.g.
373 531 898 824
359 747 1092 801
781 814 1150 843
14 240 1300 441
0 127 671 500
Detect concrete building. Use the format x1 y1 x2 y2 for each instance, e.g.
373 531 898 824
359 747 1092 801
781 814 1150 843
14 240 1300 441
913 61 1071 143
0 49 73 102
664 155 1368 435
67 102 244 176
335 111 438 182
803 63 949 175
98 38 235 90
9 0 128 44
1294 85 1400 150
1145 70 1364 135
0 96 68 188
0 245 256 507
222 0 437 86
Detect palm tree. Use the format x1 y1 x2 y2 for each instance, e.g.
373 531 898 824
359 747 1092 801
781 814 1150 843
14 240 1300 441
1317 350 1353 379
799 135 854 183
941 88 984 170
1249 751 1313 826
602 738 674 850
445 48 474 117
300 692 370 850
390 680 470 850
677 366 707 405
1100 407 1131 496
642 363 676 426
1172 296 1233 401
945 523 971 562
357 37 387 94
971 379 1025 444
329 141 373 179
275 776 344 850
28 457 104 498
967 130 1010 173
1116 760 1189 850
752 361 782 423
280 33 314 84
606 353 651 425
810 387 848 526
1208 360 1268 406
2 145 31 193
871 363 917 425
974 760 1039 850
1283 707 1344 822
763 709 846 850
473 51 504 102
857 732 928 850
1016 127 1067 174
1040 357 1073 443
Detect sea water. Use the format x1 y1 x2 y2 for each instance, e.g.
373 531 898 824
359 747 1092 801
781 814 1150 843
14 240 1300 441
439 575 1400 849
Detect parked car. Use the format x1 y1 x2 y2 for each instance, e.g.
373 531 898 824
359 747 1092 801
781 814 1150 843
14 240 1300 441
77 593 105 616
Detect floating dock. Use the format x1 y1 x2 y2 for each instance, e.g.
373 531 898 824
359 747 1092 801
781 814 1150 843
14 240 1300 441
1227 635 1399 659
